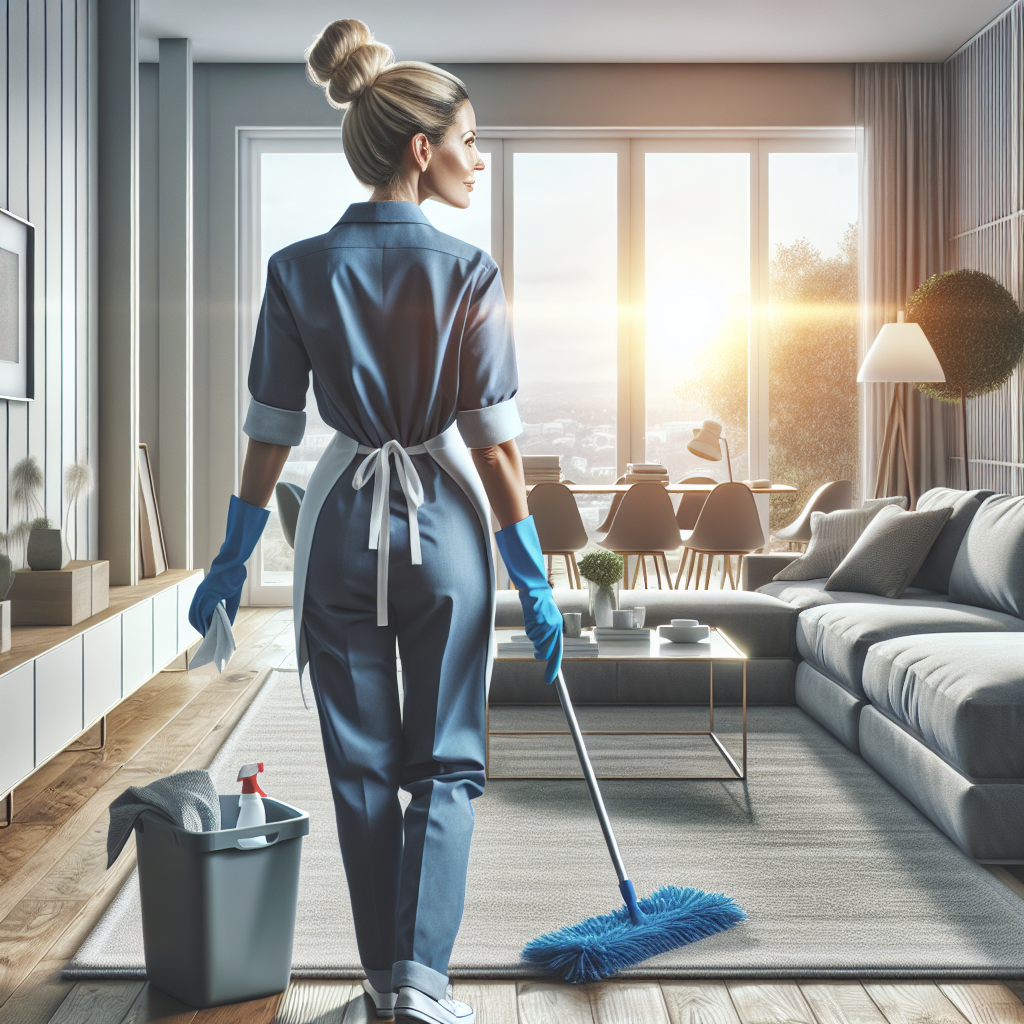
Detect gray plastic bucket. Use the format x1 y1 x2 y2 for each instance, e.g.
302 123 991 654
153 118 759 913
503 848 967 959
134 794 309 1008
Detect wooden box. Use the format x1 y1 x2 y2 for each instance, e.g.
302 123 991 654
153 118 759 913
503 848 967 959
9 560 110 626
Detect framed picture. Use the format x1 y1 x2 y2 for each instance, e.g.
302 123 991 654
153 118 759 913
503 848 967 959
0 208 35 401
138 443 168 577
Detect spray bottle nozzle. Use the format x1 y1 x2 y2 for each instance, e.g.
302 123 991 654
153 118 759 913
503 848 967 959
237 761 266 797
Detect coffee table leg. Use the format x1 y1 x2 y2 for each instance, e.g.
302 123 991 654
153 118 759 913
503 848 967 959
485 694 491 779
709 660 714 733
742 658 747 778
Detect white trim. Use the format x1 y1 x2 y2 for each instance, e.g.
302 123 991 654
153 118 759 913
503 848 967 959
478 127 858 140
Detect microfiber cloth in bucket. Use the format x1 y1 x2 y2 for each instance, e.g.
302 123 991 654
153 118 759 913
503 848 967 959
107 769 221 867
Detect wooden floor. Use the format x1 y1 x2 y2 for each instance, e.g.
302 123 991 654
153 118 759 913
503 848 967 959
1 610 1023 1024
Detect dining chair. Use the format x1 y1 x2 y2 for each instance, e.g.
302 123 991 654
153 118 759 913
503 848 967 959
676 482 765 590
674 475 719 586
595 475 627 533
527 482 589 588
773 479 853 550
599 483 682 589
275 482 305 549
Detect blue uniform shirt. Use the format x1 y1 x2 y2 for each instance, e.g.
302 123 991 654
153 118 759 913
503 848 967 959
244 201 522 451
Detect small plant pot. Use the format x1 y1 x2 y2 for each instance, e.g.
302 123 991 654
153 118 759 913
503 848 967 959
27 529 67 571
587 581 620 628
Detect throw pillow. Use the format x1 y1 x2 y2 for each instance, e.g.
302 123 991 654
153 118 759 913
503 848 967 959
772 504 883 582
863 495 909 510
912 487 994 593
949 494 1024 619
825 504 953 599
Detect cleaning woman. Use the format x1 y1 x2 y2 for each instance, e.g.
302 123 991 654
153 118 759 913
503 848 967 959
189 19 562 1024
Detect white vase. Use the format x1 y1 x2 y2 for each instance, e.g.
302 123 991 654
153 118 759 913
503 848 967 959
587 581 619 627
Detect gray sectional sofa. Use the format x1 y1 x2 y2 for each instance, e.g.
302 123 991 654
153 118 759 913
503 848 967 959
493 487 1024 864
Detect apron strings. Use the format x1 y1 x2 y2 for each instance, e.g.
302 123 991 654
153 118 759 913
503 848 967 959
352 439 427 626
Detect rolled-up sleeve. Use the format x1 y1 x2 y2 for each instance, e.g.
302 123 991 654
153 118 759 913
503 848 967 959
244 259 310 446
456 260 523 448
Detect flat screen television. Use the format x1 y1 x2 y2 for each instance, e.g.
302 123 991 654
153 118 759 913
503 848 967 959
0 208 35 401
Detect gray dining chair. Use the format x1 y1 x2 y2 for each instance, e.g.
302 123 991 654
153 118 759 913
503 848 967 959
675 475 719 531
527 482 589 588
275 482 305 550
773 479 853 550
599 483 682 589
595 475 628 534
677 482 765 590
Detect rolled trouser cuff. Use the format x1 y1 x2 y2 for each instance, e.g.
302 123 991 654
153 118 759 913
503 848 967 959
364 967 394 995
393 959 449 1000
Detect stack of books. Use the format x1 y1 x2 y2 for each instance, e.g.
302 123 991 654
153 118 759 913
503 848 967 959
592 626 652 643
522 454 562 486
497 634 600 658
624 463 669 485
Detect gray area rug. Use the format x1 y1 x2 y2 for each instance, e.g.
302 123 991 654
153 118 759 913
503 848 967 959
67 668 1024 979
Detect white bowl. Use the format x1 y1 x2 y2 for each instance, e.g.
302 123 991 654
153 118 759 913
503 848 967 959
658 624 711 644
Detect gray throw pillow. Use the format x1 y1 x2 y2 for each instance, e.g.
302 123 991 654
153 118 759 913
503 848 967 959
772 505 883 582
863 495 909 510
949 494 1024 618
825 504 952 599
912 487 994 593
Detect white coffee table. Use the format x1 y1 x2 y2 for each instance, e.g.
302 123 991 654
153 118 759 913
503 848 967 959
488 627 748 781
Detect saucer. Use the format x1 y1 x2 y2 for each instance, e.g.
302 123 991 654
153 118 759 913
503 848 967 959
658 624 710 644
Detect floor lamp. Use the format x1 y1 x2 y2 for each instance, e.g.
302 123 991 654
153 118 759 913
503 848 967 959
858 312 945 504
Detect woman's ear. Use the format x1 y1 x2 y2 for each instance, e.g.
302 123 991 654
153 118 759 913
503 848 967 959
410 132 431 172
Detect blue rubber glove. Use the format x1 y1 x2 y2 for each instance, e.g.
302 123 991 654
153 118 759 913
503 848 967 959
189 495 270 634
495 516 563 685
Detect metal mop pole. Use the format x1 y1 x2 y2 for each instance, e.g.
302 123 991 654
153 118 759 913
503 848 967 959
553 669 644 924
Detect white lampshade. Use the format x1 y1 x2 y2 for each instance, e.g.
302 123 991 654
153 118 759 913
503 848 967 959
687 420 723 462
857 311 946 383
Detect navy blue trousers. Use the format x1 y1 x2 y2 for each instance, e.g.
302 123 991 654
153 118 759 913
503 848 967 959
303 457 490 999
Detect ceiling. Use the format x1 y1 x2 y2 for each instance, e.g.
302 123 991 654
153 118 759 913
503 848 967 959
138 0 1010 64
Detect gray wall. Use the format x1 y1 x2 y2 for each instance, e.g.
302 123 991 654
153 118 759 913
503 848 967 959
945 1 1024 496
183 61 855 568
0 0 97 561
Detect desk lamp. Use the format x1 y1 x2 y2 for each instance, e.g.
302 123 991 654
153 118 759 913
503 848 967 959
687 420 732 482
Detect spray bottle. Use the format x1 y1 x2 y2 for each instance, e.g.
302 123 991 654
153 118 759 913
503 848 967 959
236 762 268 848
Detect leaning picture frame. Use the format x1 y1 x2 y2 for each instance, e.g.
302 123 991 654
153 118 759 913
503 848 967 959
0 208 35 401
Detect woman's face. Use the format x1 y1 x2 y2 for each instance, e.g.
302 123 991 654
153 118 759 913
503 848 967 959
418 100 485 209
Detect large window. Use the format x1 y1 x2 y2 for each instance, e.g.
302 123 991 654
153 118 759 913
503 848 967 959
239 130 857 599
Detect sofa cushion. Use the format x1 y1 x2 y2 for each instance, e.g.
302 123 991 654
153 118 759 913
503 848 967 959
795 601 1024 697
863 495 909 510
949 494 1024 618
863 633 1024 779
758 578 951 612
824 504 951 599
911 487 994 593
772 505 882 581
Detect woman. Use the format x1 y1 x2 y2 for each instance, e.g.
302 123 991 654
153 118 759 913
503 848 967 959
189 20 562 1024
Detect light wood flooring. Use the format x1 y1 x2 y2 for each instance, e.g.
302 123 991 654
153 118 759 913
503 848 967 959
1 610 1023 1024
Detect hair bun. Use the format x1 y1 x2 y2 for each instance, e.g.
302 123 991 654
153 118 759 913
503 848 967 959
305 19 393 109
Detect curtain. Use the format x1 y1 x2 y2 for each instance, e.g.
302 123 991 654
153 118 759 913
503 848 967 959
855 64 949 508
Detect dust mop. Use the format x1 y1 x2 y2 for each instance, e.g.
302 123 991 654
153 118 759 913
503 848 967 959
521 670 746 983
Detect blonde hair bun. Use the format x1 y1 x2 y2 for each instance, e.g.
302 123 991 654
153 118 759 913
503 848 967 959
305 19 393 109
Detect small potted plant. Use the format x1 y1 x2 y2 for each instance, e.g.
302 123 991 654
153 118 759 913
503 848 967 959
27 517 66 571
578 550 623 627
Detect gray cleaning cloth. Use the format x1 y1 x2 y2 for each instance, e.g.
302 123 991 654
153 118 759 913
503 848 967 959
107 769 221 867
190 601 235 672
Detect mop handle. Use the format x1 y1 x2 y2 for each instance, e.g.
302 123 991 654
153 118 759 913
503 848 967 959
553 669 630 886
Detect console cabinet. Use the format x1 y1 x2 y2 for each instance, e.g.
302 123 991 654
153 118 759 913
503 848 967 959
0 570 204 811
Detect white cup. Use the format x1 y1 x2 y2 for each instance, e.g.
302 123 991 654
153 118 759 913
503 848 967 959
631 606 646 628
562 612 582 638
611 609 634 629
671 618 699 629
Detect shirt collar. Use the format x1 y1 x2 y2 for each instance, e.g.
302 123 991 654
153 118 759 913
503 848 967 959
338 201 432 226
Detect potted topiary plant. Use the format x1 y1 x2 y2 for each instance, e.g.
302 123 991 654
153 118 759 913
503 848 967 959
27 517 66 571
905 269 1024 489
578 550 623 627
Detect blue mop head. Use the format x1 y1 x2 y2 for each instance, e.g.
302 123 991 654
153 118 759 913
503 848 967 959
522 885 747 983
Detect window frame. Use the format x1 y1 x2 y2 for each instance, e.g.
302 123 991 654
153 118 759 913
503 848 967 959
236 127 856 605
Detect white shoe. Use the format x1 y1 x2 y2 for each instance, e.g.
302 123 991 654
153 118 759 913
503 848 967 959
362 978 398 1019
395 984 475 1024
